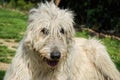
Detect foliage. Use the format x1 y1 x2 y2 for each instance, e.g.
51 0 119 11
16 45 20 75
17 0 34 10
1 0 38 10
59 0 120 36
8 0 16 8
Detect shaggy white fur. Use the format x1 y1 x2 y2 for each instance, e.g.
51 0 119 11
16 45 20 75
4 1 120 80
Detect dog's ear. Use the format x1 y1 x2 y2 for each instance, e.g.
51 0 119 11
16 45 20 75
30 8 38 15
66 27 75 46
23 31 33 50
60 10 75 45
28 8 38 24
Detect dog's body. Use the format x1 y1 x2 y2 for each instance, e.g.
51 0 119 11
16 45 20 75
4 2 120 80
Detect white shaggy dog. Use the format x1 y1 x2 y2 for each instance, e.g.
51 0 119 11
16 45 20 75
4 2 120 80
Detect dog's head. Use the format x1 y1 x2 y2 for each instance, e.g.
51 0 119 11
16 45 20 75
24 2 75 68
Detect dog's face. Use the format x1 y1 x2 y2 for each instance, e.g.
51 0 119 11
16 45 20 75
24 2 75 68
35 26 68 68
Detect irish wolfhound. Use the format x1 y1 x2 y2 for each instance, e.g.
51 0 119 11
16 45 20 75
4 1 120 80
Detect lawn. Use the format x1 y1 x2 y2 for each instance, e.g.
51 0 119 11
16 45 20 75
0 8 120 80
0 8 27 42
0 45 15 63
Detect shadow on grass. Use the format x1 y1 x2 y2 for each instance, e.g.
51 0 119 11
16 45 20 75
115 60 120 71
0 70 5 80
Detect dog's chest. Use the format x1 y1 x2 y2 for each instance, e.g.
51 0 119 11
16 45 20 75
31 71 65 80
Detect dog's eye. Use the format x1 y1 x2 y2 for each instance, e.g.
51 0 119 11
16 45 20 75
41 28 49 35
60 28 65 34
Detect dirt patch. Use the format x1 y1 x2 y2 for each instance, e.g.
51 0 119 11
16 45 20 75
0 38 18 51
0 62 9 71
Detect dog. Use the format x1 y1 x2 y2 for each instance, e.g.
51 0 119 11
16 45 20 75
4 1 120 80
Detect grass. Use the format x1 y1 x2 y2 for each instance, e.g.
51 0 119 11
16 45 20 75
75 30 89 38
0 8 27 42
0 45 15 63
0 70 5 80
101 37 120 70
0 8 120 79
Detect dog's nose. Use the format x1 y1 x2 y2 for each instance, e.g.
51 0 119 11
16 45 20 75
50 51 61 59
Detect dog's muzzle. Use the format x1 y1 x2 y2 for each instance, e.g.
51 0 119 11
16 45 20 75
44 51 61 67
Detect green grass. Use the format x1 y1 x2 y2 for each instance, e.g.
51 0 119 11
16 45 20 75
101 37 120 70
0 8 27 41
0 45 15 63
75 30 89 38
0 70 5 80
